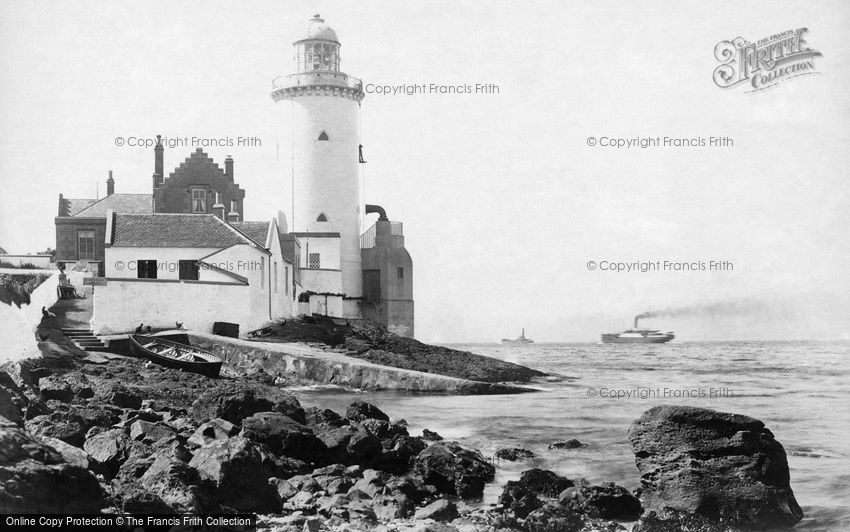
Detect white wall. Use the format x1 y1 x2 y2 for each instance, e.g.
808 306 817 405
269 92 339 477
92 279 254 335
299 236 341 270
0 272 59 362
300 269 343 295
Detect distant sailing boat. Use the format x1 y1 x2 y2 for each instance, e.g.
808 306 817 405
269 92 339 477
501 328 534 344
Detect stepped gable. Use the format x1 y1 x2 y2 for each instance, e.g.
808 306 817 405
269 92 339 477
153 148 245 219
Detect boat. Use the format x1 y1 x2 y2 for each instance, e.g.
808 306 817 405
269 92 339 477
601 329 675 343
128 334 223 377
501 328 534 344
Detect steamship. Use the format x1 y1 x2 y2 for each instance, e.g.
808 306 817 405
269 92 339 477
601 317 674 344
501 328 534 344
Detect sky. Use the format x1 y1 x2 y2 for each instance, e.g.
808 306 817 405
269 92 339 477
1 1 848 342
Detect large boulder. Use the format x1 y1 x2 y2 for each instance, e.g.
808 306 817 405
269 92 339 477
38 376 74 403
518 468 573 498
499 480 543 519
304 406 348 427
522 504 586 532
188 436 286 513
628 405 803 530
241 411 325 462
133 447 212 513
187 418 239 447
413 441 495 498
495 447 535 461
631 507 731 532
190 383 305 425
558 482 641 521
0 416 105 512
316 424 383 466
0 372 26 425
83 428 131 478
413 498 459 522
346 401 390 423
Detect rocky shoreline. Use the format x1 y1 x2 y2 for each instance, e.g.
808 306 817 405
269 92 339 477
0 329 804 531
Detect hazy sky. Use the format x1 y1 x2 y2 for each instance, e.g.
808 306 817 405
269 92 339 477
1 1 848 342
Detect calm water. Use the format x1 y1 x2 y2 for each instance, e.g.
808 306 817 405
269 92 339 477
298 341 850 531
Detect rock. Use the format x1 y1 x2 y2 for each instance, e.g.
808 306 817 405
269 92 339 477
499 480 543 519
495 447 535 461
303 517 322 532
0 416 105 512
270 478 298 500
558 482 641 521
188 418 240 447
190 383 305 425
188 436 285 513
346 400 390 422
241 411 325 462
121 490 176 514
288 474 323 493
314 473 354 494
423 428 444 441
414 498 459 521
628 405 803 529
83 428 129 478
359 418 407 439
305 407 348 427
380 435 428 473
108 386 142 409
523 504 585 532
41 436 89 468
631 507 731 532
518 468 573 498
38 376 74 403
0 382 24 425
349 468 387 498
316 424 383 465
372 493 412 520
129 420 176 445
27 417 85 448
136 448 210 513
414 441 495 498
549 439 584 450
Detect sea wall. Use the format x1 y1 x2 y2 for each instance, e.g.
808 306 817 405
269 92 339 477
186 332 531 394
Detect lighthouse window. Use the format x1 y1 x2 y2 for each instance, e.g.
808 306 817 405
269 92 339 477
318 131 329 141
308 253 321 269
316 213 328 222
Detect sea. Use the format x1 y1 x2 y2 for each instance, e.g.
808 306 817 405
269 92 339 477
298 341 850 531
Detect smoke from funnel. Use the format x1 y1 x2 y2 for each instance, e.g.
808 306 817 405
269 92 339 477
634 298 780 328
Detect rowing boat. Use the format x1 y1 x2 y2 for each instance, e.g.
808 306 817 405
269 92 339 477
128 334 223 377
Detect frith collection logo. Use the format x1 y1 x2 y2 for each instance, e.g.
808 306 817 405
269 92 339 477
713 28 822 92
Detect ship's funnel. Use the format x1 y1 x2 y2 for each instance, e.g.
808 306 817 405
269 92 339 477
634 315 639 328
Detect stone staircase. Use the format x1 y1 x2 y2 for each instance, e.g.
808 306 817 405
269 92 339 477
62 328 109 352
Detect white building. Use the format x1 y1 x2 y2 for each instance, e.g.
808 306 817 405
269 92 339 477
92 211 296 335
272 14 365 320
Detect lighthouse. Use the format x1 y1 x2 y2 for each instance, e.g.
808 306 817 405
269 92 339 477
272 14 365 310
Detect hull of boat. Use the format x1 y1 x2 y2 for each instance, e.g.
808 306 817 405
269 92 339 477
601 334 674 344
501 339 534 344
129 334 223 377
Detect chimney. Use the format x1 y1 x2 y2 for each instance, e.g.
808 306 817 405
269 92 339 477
152 134 164 188
227 199 240 222
213 192 225 220
106 170 115 196
224 155 234 179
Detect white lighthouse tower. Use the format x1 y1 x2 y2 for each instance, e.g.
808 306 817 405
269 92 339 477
272 15 365 311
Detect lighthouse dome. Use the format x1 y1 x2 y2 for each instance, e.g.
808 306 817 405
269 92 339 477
303 14 339 43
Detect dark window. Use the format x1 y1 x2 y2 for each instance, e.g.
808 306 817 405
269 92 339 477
316 213 328 222
77 230 95 259
308 253 320 269
397 267 404 279
178 260 199 280
137 260 157 279
191 188 207 213
318 131 329 141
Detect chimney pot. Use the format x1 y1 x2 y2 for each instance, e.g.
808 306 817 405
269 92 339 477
106 170 115 195
224 155 234 178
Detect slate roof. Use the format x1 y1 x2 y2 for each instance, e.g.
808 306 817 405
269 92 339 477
230 221 270 247
63 198 97 216
111 213 257 248
74 194 152 217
